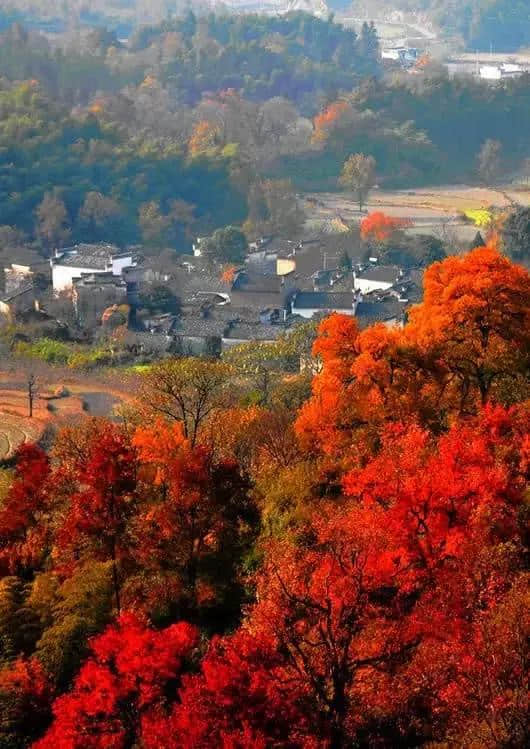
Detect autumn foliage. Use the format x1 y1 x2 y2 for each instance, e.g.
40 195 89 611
360 211 413 241
0 247 528 747
312 100 351 143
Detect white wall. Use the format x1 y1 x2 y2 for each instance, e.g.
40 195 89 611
111 255 133 275
353 278 393 295
52 264 102 293
291 306 355 319
52 253 133 293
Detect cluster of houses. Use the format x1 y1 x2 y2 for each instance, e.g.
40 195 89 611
0 235 423 360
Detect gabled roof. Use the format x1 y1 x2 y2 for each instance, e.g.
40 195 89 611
175 317 228 339
232 270 285 294
54 244 126 269
292 291 355 310
224 322 287 341
355 299 406 328
355 265 401 283
0 284 34 303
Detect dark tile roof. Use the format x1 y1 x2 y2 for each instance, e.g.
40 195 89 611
5 250 48 268
292 291 356 310
355 300 406 328
73 272 126 288
355 265 402 283
224 323 286 341
1 284 34 303
263 238 300 256
54 244 124 269
229 291 290 311
175 318 228 338
232 270 284 294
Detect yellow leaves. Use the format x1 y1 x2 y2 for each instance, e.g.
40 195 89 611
140 74 157 89
464 208 494 228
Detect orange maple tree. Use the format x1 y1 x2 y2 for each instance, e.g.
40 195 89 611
360 211 413 242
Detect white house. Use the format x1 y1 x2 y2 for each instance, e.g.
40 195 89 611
353 265 402 295
291 291 359 319
51 244 135 293
479 63 524 81
382 47 418 66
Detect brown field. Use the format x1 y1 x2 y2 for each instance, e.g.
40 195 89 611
0 370 134 460
302 184 530 242
0 390 54 460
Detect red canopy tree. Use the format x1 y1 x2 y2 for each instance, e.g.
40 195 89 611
0 444 51 576
169 406 529 747
34 613 197 749
54 427 139 614
129 421 256 624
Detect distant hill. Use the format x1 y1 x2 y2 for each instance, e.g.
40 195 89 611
347 1 529 52
2 1 528 52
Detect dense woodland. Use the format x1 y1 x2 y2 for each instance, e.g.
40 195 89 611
0 12 530 255
2 1 530 51
0 245 529 746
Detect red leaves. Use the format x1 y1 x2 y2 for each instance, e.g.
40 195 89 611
0 657 51 744
57 428 138 554
171 629 313 748
35 614 197 749
0 444 51 574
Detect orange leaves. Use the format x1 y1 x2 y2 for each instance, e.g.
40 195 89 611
360 211 413 242
297 248 530 457
312 313 359 368
312 99 350 144
220 265 237 284
133 420 187 485
188 120 221 157
408 246 530 410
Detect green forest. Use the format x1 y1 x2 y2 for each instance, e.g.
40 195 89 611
2 1 530 51
0 11 529 252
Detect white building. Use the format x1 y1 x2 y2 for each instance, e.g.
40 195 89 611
480 63 524 81
382 47 418 66
51 244 135 294
353 265 402 295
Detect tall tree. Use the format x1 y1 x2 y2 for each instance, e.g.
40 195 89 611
501 205 530 262
339 153 376 212
139 358 232 447
477 139 503 185
55 427 138 614
201 226 248 264
35 192 70 254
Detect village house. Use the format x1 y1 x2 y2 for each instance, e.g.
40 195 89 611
353 264 403 295
3 251 50 295
0 285 35 323
72 272 128 329
291 291 359 319
51 243 137 293
355 297 407 329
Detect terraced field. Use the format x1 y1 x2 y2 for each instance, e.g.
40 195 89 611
0 391 49 460
0 374 129 460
